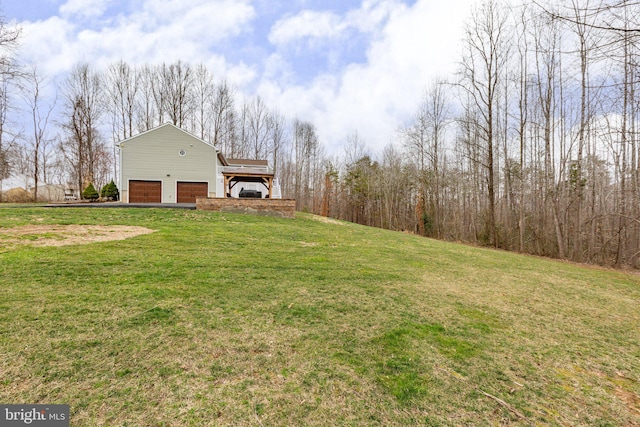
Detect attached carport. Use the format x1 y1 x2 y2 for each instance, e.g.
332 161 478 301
222 171 275 199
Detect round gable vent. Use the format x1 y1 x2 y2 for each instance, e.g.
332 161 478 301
179 149 187 156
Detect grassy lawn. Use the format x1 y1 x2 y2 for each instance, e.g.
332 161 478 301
1 207 639 426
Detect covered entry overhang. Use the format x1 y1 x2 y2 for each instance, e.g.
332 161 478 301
222 170 275 198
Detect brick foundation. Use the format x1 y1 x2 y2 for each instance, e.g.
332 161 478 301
196 198 296 218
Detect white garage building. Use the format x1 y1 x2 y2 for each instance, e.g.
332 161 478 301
118 123 280 203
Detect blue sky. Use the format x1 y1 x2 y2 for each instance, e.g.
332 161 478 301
2 0 475 154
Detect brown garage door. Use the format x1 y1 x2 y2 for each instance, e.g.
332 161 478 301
129 180 162 203
177 182 208 203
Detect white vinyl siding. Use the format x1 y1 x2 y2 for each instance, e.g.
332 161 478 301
120 124 218 203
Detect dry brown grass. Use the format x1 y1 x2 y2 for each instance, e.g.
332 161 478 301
2 187 32 203
309 215 345 226
0 224 155 249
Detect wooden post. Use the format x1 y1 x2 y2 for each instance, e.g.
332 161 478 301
223 175 231 198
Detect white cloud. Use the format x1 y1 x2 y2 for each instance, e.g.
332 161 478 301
59 0 112 18
268 0 402 48
269 10 346 46
16 0 256 77
260 0 475 154
346 0 402 33
18 17 78 75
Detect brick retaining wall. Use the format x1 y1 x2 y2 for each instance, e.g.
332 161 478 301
196 198 296 218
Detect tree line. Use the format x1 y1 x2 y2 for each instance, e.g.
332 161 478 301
0 0 639 269
301 0 640 269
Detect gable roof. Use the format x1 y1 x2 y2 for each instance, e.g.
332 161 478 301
115 123 218 150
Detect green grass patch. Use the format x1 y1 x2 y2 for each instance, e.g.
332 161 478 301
0 207 639 425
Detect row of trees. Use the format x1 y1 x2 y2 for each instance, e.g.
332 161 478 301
319 0 640 268
290 0 640 269
0 0 639 268
443 0 640 267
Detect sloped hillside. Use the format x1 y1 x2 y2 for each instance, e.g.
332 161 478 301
1 207 638 426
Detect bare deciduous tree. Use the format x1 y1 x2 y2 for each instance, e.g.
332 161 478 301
0 11 19 197
136 64 157 132
459 0 511 246
210 78 236 152
105 60 138 141
161 61 193 127
268 109 287 177
246 96 270 159
20 65 55 201
403 80 450 237
60 63 107 195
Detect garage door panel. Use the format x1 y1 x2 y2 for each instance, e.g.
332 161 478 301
129 180 162 203
177 182 208 203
